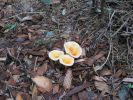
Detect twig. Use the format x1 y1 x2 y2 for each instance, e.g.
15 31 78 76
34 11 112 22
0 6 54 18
0 57 6 61
34 56 38 71
126 37 131 69
111 17 130 37
8 11 45 19
94 40 112 71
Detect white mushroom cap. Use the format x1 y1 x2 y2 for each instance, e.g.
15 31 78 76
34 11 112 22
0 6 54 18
59 54 74 66
64 41 82 58
48 50 64 61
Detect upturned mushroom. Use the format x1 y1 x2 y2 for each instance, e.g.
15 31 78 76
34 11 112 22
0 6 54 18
48 50 64 61
64 41 82 58
59 54 74 66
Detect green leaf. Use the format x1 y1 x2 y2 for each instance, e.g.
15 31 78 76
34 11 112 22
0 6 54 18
4 23 17 32
118 85 129 100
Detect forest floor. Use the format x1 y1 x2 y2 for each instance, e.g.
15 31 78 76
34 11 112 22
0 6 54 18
0 0 133 100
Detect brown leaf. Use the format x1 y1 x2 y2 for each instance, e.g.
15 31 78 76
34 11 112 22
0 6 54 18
67 83 89 96
94 81 110 94
0 95 6 100
16 93 23 100
25 50 47 56
53 84 59 94
87 91 98 100
21 41 31 45
94 51 106 60
100 68 112 76
63 69 72 90
36 63 48 76
85 58 95 66
115 69 126 78
32 76 52 92
84 51 106 67
17 34 28 38
32 86 38 100
92 76 107 82
72 95 78 100
78 91 88 100
7 78 16 86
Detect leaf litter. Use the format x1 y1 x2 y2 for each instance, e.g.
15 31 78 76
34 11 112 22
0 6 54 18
0 0 133 100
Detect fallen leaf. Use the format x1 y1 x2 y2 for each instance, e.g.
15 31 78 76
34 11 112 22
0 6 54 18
63 69 72 90
94 51 106 60
32 86 38 100
87 91 98 100
78 91 88 100
0 95 6 100
16 93 23 100
66 83 89 96
100 68 112 76
36 63 48 76
32 76 52 92
122 78 133 83
94 81 110 94
72 95 78 100
115 69 126 78
17 34 28 38
24 50 47 56
85 58 95 66
7 78 16 86
53 84 59 94
92 75 107 82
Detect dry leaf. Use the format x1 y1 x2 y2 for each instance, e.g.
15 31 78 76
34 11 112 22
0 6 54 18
115 69 126 78
63 69 72 90
94 81 110 94
85 58 95 66
17 34 29 38
16 93 23 100
92 75 107 82
122 78 133 83
94 51 105 60
36 63 48 76
100 68 112 76
32 86 38 100
32 76 52 92
72 95 78 100
67 83 89 96
53 84 59 94
78 91 88 100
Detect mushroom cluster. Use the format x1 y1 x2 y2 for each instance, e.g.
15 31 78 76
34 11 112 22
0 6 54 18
48 41 82 66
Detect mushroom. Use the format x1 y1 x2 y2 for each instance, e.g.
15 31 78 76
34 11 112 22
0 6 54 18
59 54 74 66
64 41 82 58
48 50 64 61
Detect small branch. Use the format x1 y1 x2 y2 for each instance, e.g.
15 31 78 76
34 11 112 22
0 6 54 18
111 17 130 37
8 11 45 19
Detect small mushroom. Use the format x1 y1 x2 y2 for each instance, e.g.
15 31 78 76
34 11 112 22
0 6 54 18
48 50 64 61
59 55 74 66
64 41 82 58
